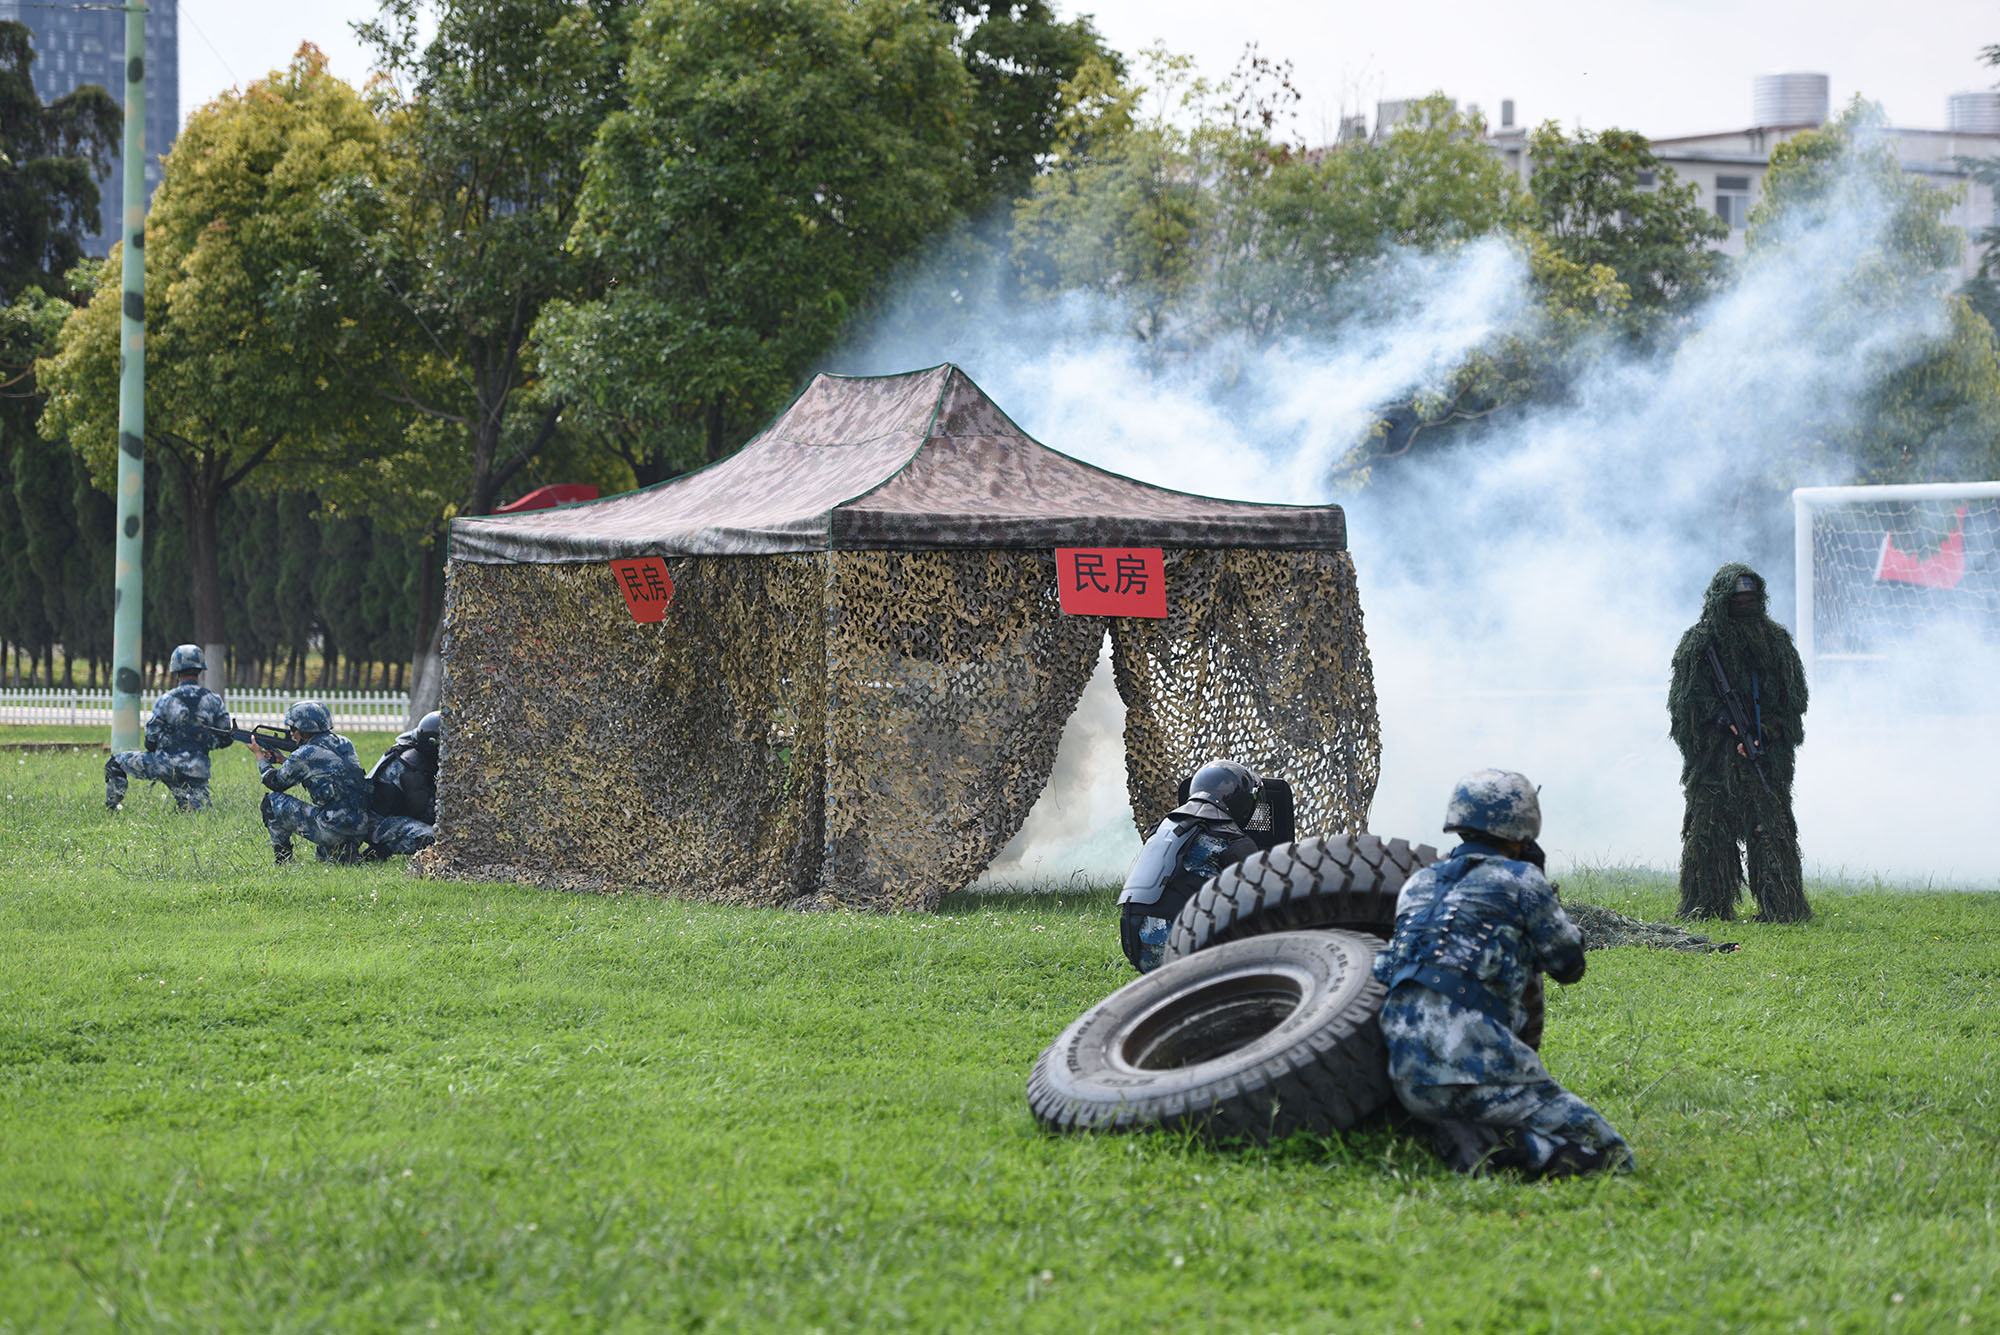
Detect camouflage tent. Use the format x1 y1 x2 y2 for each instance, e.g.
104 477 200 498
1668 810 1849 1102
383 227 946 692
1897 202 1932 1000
424 365 1379 909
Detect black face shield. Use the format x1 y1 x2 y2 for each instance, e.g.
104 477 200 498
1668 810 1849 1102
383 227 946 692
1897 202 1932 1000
1729 576 1762 618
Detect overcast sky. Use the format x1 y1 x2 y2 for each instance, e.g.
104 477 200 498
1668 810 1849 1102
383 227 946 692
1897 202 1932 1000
174 0 1993 140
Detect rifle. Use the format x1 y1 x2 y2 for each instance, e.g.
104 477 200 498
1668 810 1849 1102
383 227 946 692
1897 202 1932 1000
202 722 300 754
1702 644 1776 796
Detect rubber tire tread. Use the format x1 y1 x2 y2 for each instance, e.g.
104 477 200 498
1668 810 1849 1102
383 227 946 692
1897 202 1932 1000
1027 931 1391 1142
1164 833 1438 960
1165 832 1548 1053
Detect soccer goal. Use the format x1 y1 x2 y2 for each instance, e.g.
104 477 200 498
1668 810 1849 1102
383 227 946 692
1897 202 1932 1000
1793 481 2000 677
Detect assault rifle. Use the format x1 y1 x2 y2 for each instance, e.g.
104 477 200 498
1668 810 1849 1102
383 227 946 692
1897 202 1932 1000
202 722 299 754
1702 644 1775 796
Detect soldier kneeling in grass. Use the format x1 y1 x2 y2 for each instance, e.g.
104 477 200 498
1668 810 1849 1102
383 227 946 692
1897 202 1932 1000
249 700 374 865
1373 769 1634 1181
104 644 233 812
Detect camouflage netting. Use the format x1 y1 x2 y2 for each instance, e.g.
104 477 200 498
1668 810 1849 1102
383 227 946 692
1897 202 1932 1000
1112 548 1379 840
822 551 1103 908
423 544 1380 909
424 555 828 903
419 365 1382 910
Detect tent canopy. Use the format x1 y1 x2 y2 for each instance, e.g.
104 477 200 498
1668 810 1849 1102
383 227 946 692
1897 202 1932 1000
450 365 1345 563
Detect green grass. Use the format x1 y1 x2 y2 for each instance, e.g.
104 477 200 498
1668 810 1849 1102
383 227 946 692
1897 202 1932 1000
2 738 1997 1332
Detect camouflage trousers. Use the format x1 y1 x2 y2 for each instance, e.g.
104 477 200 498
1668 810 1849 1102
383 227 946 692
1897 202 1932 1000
367 815 435 858
1396 1078 1635 1177
106 752 210 812
261 791 373 862
1118 908 1173 973
1679 777 1807 922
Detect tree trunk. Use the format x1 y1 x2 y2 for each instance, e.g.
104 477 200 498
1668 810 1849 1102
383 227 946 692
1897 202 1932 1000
170 459 231 687
705 396 727 463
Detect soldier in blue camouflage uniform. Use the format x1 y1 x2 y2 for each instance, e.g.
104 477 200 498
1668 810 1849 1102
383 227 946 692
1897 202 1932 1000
251 700 375 865
362 711 441 859
104 644 233 812
1118 760 1262 972
1374 769 1634 1180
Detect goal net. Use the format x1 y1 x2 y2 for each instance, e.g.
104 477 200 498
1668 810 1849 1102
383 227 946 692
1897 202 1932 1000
1794 482 2000 679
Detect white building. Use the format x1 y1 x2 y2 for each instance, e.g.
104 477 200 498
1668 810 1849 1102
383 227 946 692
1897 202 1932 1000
1479 74 2000 285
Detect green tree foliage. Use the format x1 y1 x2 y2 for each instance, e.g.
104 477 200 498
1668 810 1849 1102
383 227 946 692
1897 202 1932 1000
1957 43 2000 335
537 0 976 479
37 47 397 656
1014 77 1523 348
1010 49 1210 344
1748 100 2000 482
0 21 118 302
1215 93 1522 346
346 0 631 519
940 1 1120 207
1520 124 1728 339
0 288 70 678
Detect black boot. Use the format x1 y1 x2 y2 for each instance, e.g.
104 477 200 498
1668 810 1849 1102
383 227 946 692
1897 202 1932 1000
274 843 293 866
1427 1120 1537 1176
1523 1141 1611 1182
1429 1120 1505 1176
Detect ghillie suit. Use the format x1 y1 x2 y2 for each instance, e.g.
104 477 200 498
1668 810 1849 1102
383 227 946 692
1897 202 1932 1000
1669 564 1810 922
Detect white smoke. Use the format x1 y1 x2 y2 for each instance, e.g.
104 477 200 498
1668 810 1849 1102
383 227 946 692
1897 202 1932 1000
849 155 2000 890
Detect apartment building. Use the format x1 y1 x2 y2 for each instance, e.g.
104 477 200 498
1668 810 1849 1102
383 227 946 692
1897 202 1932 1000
1479 73 2000 284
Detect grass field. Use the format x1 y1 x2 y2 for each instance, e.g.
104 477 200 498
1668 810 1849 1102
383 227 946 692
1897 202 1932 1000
2 730 1997 1333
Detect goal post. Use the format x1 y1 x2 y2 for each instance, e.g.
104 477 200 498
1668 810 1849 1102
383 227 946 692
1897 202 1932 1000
1793 481 2000 680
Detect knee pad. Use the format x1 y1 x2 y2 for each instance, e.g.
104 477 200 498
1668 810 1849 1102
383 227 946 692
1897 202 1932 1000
260 791 279 822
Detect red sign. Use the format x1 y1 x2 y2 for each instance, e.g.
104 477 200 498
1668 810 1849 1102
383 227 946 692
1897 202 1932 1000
1056 547 1167 618
610 557 675 622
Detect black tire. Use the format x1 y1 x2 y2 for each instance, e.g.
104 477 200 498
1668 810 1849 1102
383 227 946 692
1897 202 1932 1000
1164 833 1439 961
1165 833 1548 1053
1027 931 1390 1141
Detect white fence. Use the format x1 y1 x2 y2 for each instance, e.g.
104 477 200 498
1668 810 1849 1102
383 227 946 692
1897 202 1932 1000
0 688 410 731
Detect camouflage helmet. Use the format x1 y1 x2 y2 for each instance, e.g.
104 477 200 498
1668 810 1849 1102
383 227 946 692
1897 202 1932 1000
168 644 206 675
284 700 333 736
1443 768 1542 843
1171 759 1260 825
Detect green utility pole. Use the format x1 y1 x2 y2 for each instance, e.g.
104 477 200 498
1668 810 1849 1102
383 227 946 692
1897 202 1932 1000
109 1 148 751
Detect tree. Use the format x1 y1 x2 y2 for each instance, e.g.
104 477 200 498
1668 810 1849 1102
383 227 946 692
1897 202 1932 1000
338 0 631 706
940 1 1121 207
1521 124 1728 339
1957 43 2000 335
0 21 118 302
0 287 70 682
1750 99 2000 482
1209 93 1521 346
37 47 397 664
1009 48 1212 345
536 0 977 479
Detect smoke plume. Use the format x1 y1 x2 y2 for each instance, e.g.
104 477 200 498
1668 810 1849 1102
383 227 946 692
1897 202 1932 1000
841 153 2000 890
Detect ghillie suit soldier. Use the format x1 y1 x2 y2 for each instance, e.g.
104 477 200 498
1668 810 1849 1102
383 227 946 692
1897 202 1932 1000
1669 564 1810 922
251 700 374 865
104 644 233 812
1375 769 1634 1180
1118 760 1262 973
363 711 441 859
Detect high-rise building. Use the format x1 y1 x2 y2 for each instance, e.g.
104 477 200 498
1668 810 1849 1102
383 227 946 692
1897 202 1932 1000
0 0 178 258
